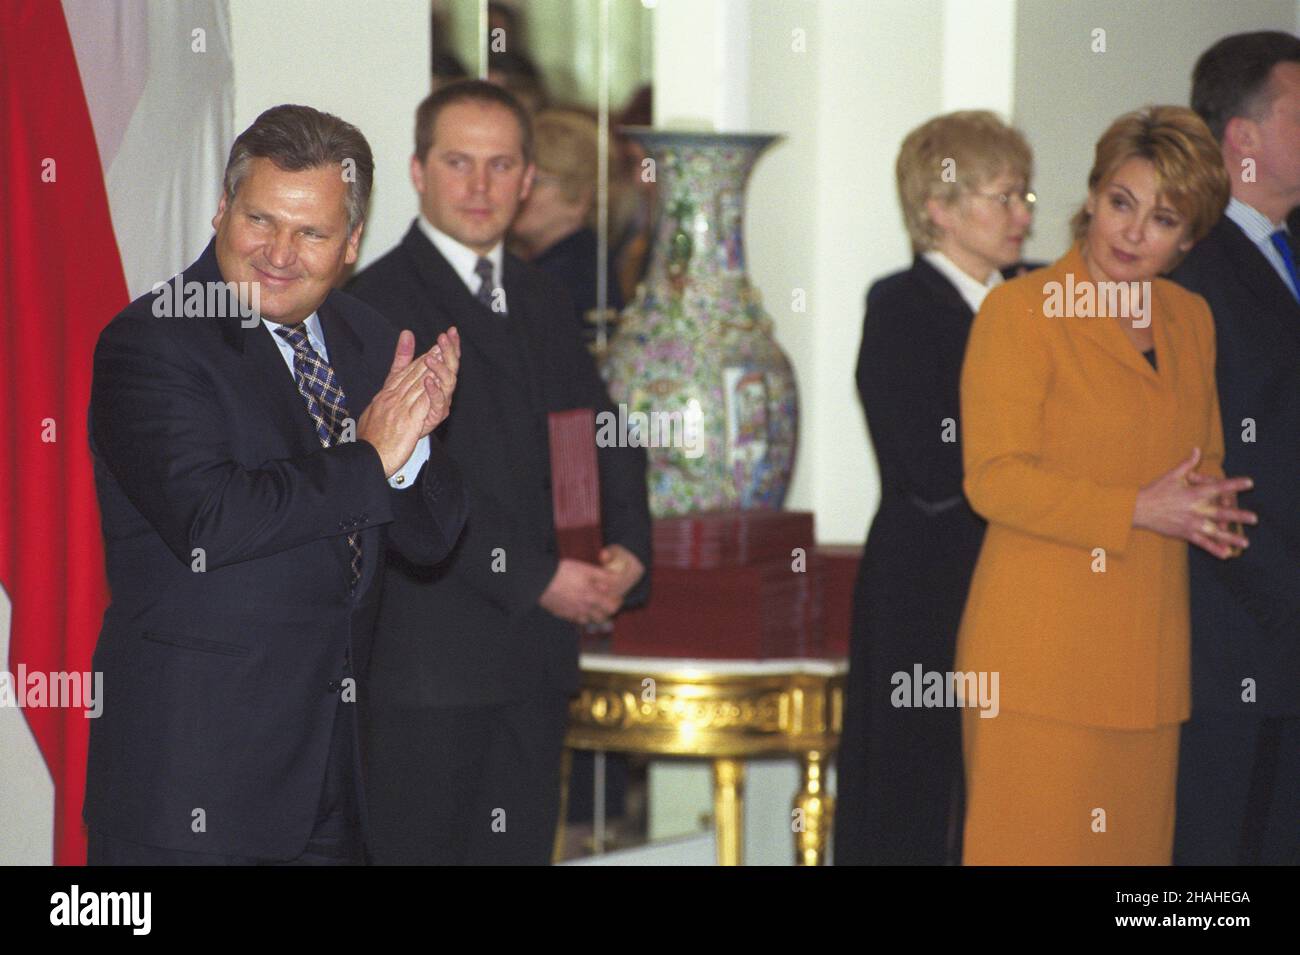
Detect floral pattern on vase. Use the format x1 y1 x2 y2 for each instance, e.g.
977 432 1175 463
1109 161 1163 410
602 130 798 517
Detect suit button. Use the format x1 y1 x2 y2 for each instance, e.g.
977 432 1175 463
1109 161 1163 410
327 680 341 693
337 521 347 530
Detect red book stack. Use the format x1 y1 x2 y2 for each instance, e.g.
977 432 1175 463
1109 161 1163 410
811 544 862 658
613 509 822 659
547 408 603 566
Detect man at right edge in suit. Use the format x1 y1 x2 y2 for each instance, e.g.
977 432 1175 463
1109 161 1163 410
349 81 651 865
1170 31 1300 865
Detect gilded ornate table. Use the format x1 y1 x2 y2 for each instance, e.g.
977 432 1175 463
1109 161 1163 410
561 654 846 865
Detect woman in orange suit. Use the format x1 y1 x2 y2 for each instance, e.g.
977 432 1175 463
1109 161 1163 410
956 106 1257 865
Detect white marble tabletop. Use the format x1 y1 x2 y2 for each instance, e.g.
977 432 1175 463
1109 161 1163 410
578 654 848 677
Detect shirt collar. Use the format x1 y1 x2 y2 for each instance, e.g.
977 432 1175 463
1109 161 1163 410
417 214 503 294
1225 195 1288 242
262 311 325 358
922 250 1003 313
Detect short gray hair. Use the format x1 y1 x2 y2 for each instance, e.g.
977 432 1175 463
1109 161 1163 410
221 104 374 233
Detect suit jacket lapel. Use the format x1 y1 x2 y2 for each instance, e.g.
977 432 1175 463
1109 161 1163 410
1056 244 1161 383
911 255 975 324
501 255 546 409
215 321 322 460
1217 218 1300 346
401 222 521 375
318 297 389 595
318 297 372 414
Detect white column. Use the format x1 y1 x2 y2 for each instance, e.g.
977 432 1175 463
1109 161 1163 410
941 0 1016 115
651 0 751 130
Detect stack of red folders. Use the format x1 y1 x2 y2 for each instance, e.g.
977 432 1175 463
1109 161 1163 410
547 408 604 567
613 509 823 659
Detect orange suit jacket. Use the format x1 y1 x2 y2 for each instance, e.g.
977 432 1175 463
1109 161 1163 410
956 242 1226 730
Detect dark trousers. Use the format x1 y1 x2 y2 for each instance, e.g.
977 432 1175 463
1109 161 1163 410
88 698 363 866
364 695 571 865
1175 710 1300 865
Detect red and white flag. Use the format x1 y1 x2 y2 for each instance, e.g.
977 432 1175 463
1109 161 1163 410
0 0 232 865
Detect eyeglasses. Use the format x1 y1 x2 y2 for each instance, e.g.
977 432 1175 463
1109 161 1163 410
970 190 1037 210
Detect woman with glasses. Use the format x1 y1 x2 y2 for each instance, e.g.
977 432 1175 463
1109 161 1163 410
836 111 1035 866
956 106 1255 864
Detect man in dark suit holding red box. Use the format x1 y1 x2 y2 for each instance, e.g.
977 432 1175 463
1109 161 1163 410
348 81 650 865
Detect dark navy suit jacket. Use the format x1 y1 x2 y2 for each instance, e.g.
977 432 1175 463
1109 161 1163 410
83 240 467 858
348 222 651 708
1171 218 1300 716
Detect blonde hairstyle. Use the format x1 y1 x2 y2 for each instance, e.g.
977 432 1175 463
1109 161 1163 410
533 108 599 209
896 110 1033 253
1070 105 1229 245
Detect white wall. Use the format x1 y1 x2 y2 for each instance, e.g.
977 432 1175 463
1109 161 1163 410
228 0 431 271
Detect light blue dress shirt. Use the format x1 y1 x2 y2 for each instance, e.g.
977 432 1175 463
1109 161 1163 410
262 313 429 489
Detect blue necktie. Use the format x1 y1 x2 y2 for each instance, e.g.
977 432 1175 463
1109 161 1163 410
273 324 362 588
1268 230 1300 302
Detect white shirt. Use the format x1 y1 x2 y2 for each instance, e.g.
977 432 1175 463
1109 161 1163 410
922 250 1004 313
1225 196 1298 299
263 313 428 489
417 214 504 301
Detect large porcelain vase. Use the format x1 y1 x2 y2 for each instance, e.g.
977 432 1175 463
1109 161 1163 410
602 130 798 517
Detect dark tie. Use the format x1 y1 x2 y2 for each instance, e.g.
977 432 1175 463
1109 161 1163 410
1268 229 1300 302
474 256 501 312
273 324 362 588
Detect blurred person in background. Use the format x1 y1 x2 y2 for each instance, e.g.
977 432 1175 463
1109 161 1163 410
609 84 656 306
510 108 623 348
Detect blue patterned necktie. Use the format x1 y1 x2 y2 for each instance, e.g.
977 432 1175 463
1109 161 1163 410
273 324 362 588
1269 229 1300 302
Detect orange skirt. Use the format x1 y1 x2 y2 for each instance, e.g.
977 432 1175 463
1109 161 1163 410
961 707 1180 865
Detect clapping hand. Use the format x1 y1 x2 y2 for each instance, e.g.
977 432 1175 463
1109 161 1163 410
418 327 460 434
356 327 460 477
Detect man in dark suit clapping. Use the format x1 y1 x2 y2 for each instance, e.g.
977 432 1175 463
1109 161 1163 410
85 105 467 865
349 81 651 865
1171 31 1300 865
